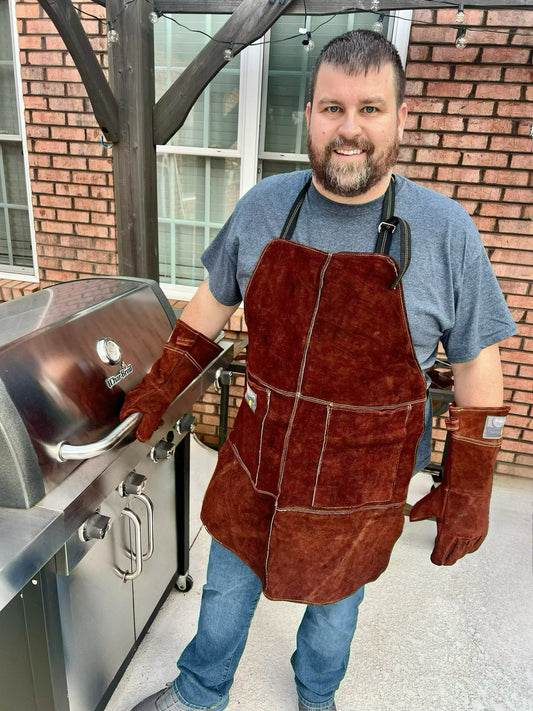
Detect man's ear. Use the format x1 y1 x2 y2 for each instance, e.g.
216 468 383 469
305 101 311 127
397 102 408 140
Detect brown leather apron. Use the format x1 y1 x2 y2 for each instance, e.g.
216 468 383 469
201 178 427 604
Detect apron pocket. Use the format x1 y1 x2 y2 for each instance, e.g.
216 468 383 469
229 377 270 483
312 405 410 509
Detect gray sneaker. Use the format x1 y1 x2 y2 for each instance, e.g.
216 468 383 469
130 684 228 711
298 702 336 711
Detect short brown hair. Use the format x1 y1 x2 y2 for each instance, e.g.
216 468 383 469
309 29 406 108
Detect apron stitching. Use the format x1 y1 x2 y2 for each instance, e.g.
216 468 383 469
228 440 276 499
247 370 426 409
311 404 331 507
254 388 271 486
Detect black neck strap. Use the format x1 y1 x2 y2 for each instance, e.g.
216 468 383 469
279 175 411 289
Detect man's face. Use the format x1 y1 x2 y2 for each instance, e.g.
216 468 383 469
305 62 407 203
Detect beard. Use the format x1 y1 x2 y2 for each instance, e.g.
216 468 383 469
307 134 400 199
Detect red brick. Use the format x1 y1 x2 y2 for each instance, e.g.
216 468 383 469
38 194 71 209
448 100 496 117
407 45 430 62
31 110 66 125
24 95 48 110
406 64 450 80
490 136 532 153
403 131 440 147
463 151 508 168
504 67 533 83
441 134 488 150
410 25 456 44
416 148 462 164
476 83 522 101
502 188 533 203
481 47 530 64
33 139 69 154
426 82 472 98
437 166 481 183
479 203 522 219
432 46 480 64
54 182 90 197
484 169 530 186
510 154 533 171
499 219 533 236
40 220 74 233
496 101 532 119
46 67 82 82
493 263 533 280
52 155 87 170
404 97 445 114
454 65 502 82
466 117 514 134
486 9 530 26
56 209 90 223
419 115 465 132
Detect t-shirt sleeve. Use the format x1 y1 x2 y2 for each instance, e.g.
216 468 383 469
201 217 242 306
441 247 516 363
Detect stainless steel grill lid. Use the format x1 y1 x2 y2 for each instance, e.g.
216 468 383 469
0 277 175 508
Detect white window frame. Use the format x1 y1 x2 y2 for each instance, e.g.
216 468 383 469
160 11 412 303
0 0 37 281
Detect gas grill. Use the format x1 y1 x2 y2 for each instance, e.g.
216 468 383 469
0 277 237 711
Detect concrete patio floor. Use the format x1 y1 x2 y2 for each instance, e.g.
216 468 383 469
104 437 533 711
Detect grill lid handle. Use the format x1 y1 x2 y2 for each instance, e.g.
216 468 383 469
55 412 142 462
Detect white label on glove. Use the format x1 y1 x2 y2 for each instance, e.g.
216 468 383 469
245 384 257 413
483 415 506 438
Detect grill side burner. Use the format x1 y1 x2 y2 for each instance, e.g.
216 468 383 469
0 277 238 711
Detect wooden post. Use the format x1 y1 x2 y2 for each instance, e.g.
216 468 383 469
107 0 159 279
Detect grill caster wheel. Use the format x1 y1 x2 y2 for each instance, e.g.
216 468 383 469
176 574 193 592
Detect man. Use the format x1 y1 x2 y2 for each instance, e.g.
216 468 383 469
124 30 515 711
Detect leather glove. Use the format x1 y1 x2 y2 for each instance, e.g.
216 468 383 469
120 320 222 442
409 404 509 566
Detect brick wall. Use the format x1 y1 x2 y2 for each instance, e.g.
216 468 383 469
15 0 116 287
6 4 532 477
397 7 533 478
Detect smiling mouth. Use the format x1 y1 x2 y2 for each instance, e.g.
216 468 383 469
333 148 364 156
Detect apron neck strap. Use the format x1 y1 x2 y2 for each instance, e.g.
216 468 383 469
374 176 411 289
280 177 312 241
280 174 411 289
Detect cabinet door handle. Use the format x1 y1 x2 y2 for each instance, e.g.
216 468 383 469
115 508 143 581
132 493 154 561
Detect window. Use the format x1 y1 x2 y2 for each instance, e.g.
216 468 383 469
155 11 411 296
0 0 35 277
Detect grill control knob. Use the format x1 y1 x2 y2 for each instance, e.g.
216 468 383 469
119 471 147 496
96 337 122 365
176 413 195 436
81 512 112 541
150 438 175 462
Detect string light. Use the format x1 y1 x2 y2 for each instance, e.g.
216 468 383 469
455 27 467 49
299 27 314 52
370 0 380 12
223 44 234 61
106 22 119 44
148 10 160 24
455 3 466 24
372 15 384 34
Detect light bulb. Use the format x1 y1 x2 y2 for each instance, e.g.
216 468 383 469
107 27 119 44
303 37 315 52
455 10 466 24
372 16 384 34
223 47 233 61
370 0 380 11
149 11 159 24
455 30 467 49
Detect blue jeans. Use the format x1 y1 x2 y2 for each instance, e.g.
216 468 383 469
173 539 364 710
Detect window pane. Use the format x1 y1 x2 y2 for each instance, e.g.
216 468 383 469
3 142 28 203
261 159 309 180
157 153 240 286
264 13 390 156
0 141 32 269
154 14 240 149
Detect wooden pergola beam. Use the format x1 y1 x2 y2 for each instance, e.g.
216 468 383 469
156 1 533 13
37 0 120 142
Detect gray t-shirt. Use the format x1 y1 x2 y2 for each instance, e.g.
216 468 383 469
202 170 516 469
